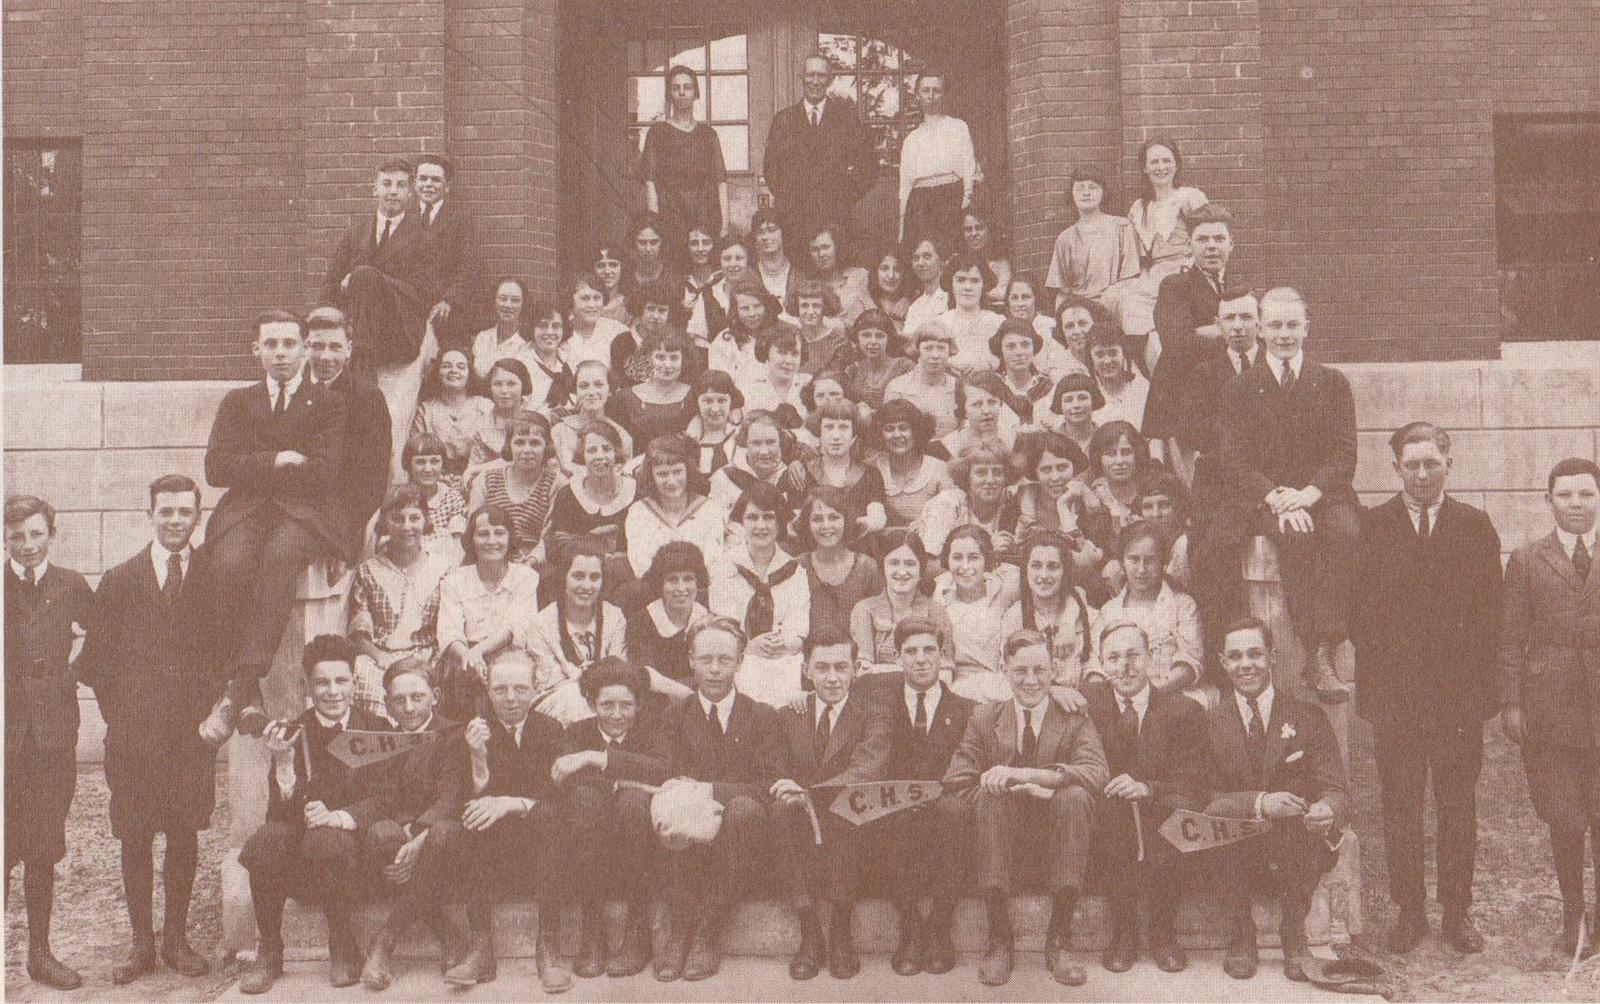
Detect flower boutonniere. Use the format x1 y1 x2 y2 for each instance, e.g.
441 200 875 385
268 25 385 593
1280 723 1297 741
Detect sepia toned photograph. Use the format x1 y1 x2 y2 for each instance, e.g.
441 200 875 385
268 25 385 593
3 1 1597 999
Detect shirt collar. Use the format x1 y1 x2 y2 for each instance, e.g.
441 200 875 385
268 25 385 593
1118 683 1152 722
421 199 443 222
10 559 47 581
377 209 405 228
1557 527 1599 557
151 541 191 577
816 695 847 729
1401 493 1444 523
905 682 941 719
314 709 351 730
1235 684 1274 727
700 689 737 725
497 714 527 744
406 713 436 734
1266 352 1303 384
804 97 826 116
269 369 304 400
1231 344 1258 369
1014 699 1047 737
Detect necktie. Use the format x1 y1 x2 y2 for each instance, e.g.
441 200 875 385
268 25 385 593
1577 537 1593 583
1416 505 1430 542
1234 351 1247 376
1279 364 1296 394
809 105 820 127
24 565 37 587
914 692 928 735
708 702 724 740
163 552 183 603
425 205 436 226
1120 696 1139 737
1021 709 1038 762
1246 696 1266 740
815 705 834 761
379 217 393 248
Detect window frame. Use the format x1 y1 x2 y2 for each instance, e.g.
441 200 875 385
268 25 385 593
627 28 752 175
4 137 84 365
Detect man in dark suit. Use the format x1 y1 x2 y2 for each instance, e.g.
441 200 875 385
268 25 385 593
1201 286 1360 703
320 158 440 473
237 635 394 995
436 649 571 993
760 53 877 241
358 657 467 991
412 154 482 352
943 629 1109 987
79 475 219 984
769 633 893 981
1142 202 1233 470
199 310 349 742
1500 457 1600 956
3 494 94 990
550 657 675 980
1355 422 1502 954
655 617 783 983
1206 617 1350 982
305 306 392 558
1176 287 1262 535
854 617 976 977
1086 619 1211 975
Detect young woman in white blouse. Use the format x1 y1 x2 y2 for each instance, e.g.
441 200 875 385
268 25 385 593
898 70 978 244
561 272 632 371
902 234 952 341
937 252 1006 374
471 276 539 380
934 525 1019 702
1119 136 1208 343
708 483 811 708
624 434 723 579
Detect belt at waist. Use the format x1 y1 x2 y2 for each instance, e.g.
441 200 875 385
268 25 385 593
911 174 962 190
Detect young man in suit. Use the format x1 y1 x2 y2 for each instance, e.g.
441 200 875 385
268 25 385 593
320 158 441 473
79 475 218 983
769 633 893 981
3 494 94 990
1177 287 1262 536
1202 285 1360 704
1355 422 1502 954
1086 619 1211 974
358 657 467 991
1500 457 1600 956
655 616 784 983
943 629 1110 987
305 306 392 560
199 310 349 743
1206 617 1350 981
237 635 394 994
549 657 674 980
760 53 877 241
412 154 482 351
438 649 570 993
855 616 976 977
1143 202 1234 474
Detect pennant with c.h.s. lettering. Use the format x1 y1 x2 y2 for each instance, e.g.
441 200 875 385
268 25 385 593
326 728 438 769
1158 807 1272 853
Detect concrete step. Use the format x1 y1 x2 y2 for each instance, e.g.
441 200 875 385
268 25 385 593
270 890 1339 962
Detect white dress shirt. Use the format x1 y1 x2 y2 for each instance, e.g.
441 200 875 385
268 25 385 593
376 210 406 245
1557 527 1599 561
816 696 847 732
11 559 49 582
1228 344 1259 376
1402 494 1444 535
420 200 443 226
151 542 192 590
1235 684 1274 736
1014 700 1046 742
1265 351 1304 387
1116 682 1152 728
804 98 827 126
267 369 304 412
700 690 737 728
905 683 941 726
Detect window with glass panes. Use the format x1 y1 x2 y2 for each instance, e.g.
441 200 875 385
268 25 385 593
817 33 926 170
4 139 82 364
628 32 750 174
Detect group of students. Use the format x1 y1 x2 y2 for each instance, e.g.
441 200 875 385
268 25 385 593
7 67 1600 995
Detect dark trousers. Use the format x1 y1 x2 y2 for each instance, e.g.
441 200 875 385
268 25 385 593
947 785 1096 894
1374 718 1483 915
238 821 376 948
1207 819 1335 939
1092 800 1189 938
208 508 323 679
664 794 769 915
771 800 864 909
902 181 963 248
566 783 655 903
865 801 967 904
452 804 566 930
345 265 424 368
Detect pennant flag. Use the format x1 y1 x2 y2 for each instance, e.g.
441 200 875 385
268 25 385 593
1158 807 1272 853
326 729 438 769
825 781 944 827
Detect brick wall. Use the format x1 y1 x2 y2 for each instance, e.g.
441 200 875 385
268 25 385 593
1494 0 1600 114
1 0 83 137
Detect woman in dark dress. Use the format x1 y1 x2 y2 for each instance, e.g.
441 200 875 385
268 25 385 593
638 65 727 242
546 420 638 602
794 488 884 642
624 540 713 684
607 330 693 446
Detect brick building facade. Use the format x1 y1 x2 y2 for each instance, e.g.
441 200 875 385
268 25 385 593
4 0 1597 378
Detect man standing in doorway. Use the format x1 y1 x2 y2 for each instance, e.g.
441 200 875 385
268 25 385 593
761 52 877 243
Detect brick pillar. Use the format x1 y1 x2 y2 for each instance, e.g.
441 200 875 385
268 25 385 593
1117 0 1267 281
1005 0 1123 278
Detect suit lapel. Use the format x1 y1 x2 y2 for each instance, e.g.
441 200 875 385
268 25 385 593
1036 702 1066 765
823 697 858 768
925 683 959 752
1538 532 1583 591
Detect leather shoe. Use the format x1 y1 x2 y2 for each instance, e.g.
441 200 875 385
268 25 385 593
654 911 692 981
828 905 859 979
978 935 1013 986
328 941 362 989
237 946 282 995
443 933 496 987
1283 951 1311 982
112 941 158 985
574 904 606 978
1102 929 1137 973
891 908 922 976
535 930 573 994
162 936 210 977
1047 933 1087 986
788 917 824 980
1386 909 1428 954
609 910 652 977
1442 914 1485 954
1224 917 1258 979
682 915 722 982
921 915 955 974
1311 641 1352 704
1152 939 1188 973
427 910 469 974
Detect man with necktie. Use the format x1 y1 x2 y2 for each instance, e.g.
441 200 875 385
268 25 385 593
1204 617 1350 982
1354 422 1502 954
304 306 392 559
79 475 221 984
3 494 94 990
1176 287 1262 540
942 629 1109 987
1500 458 1600 957
412 154 482 353
768 633 893 981
1084 619 1210 975
760 52 877 243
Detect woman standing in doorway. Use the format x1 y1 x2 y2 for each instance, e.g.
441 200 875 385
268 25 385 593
638 65 728 242
898 69 978 246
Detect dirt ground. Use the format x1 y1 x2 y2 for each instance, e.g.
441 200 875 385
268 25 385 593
5 729 1597 1001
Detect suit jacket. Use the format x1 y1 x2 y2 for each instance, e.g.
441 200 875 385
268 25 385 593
316 370 392 552
1355 494 1503 729
320 212 440 365
761 97 877 230
662 691 782 804
265 706 394 827
1204 691 1350 833
1175 347 1258 457
1500 531 1600 750
1213 357 1358 546
417 199 481 320
79 545 220 767
376 715 461 832
943 698 1110 798
4 563 93 756
856 674 976 782
203 377 350 558
1082 679 1210 808
1144 265 1225 440
772 695 892 789
560 715 674 788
